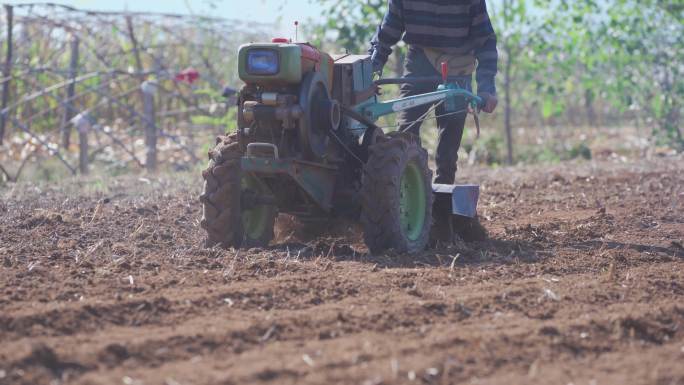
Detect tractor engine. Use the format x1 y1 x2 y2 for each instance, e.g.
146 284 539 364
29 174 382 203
237 39 343 161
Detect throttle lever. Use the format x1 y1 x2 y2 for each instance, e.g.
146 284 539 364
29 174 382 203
473 111 480 139
468 99 482 139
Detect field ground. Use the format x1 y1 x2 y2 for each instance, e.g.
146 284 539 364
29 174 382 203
1 152 683 385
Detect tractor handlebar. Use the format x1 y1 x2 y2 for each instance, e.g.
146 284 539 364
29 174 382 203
474 95 486 110
374 76 458 85
374 77 486 110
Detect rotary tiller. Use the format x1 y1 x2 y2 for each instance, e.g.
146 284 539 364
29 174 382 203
200 39 483 254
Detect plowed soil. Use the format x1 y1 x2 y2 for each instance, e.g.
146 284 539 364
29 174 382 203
1 155 683 385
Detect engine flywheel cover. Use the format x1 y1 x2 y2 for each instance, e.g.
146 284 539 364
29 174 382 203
298 71 333 160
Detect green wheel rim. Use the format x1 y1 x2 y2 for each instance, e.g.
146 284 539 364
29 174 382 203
241 174 271 241
399 161 427 242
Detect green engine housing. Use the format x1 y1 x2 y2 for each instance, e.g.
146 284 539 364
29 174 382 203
238 42 333 87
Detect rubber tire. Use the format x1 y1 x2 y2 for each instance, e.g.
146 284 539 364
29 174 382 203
361 132 433 254
200 134 276 248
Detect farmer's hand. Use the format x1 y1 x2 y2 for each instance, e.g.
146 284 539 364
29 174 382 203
372 60 384 74
370 50 384 74
479 93 498 113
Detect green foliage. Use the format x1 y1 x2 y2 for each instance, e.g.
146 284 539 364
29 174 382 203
310 0 407 76
190 87 237 132
569 142 592 160
312 0 683 150
523 0 682 147
310 0 385 52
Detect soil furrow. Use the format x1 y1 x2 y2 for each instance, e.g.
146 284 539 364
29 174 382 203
1 156 682 384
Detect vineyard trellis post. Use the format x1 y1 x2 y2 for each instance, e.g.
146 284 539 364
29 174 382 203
142 80 158 172
503 50 513 165
61 35 79 148
126 15 158 172
0 5 13 145
72 113 90 174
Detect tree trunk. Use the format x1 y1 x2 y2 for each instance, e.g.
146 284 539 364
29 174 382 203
0 5 13 145
77 116 90 174
504 50 513 165
584 89 597 127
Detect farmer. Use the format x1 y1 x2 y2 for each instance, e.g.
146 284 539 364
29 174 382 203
369 0 498 185
369 0 498 242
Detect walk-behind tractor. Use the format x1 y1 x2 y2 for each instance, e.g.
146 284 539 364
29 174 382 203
200 39 484 254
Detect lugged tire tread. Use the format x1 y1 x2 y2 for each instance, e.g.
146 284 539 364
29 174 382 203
200 134 276 249
200 134 243 248
360 132 433 254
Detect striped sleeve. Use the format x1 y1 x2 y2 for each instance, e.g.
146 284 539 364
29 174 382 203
471 0 498 94
370 0 405 65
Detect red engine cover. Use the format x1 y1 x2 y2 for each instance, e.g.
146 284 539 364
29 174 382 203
299 44 320 62
298 43 321 70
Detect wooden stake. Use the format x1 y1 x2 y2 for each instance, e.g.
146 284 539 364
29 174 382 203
141 81 157 172
61 35 79 148
73 113 91 175
127 16 157 171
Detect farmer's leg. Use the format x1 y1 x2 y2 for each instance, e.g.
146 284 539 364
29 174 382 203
434 78 471 184
434 108 467 184
431 78 471 244
398 46 439 136
431 108 466 244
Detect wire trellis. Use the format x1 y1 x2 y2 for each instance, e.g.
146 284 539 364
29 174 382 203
0 3 271 181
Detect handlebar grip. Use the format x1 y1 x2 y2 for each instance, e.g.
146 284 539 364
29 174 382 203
474 95 486 110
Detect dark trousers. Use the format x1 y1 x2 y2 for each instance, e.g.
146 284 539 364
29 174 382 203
398 46 471 185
